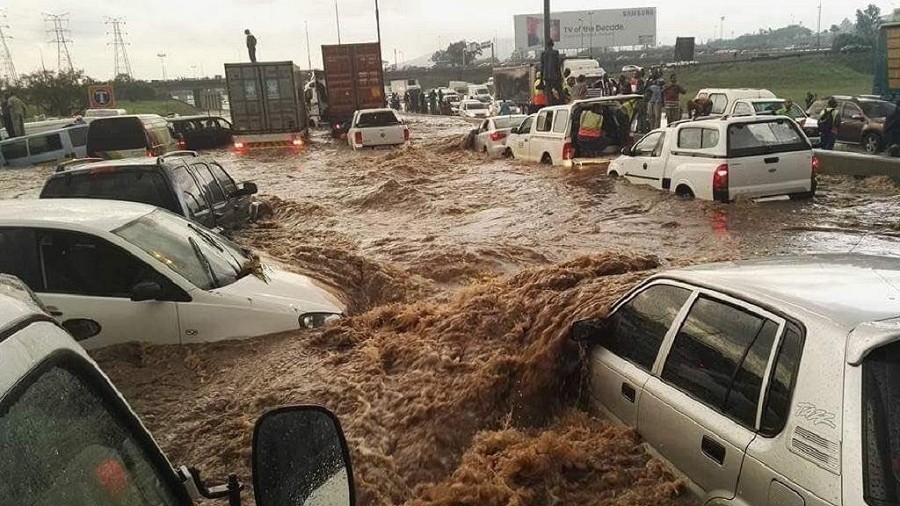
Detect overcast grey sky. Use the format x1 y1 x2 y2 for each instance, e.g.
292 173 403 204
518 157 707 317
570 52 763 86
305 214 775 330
2 0 893 80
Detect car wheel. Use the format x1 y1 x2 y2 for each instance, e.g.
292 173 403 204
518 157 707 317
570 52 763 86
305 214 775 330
675 185 695 200
608 171 619 178
789 191 815 200
864 133 883 154
541 153 553 165
482 146 488 154
506 148 514 159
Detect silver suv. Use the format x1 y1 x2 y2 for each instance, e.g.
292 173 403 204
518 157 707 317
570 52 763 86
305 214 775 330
573 255 900 506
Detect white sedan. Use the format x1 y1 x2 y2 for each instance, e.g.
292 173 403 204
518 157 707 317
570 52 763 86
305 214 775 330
458 100 490 119
0 199 345 349
472 115 528 157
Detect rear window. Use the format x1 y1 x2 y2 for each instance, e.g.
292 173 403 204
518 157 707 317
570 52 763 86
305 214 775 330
67 126 88 147
493 117 524 129
861 101 896 119
356 111 400 128
727 119 809 157
466 103 488 110
87 118 147 152
41 169 179 214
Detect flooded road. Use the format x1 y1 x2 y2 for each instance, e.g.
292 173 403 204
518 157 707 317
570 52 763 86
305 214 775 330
2 114 899 505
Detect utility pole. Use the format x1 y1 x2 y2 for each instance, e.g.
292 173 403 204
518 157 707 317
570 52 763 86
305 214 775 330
0 11 18 84
817 1 823 48
305 21 312 69
157 53 167 81
43 13 74 72
334 0 342 44
720 16 725 45
589 11 594 58
105 17 132 78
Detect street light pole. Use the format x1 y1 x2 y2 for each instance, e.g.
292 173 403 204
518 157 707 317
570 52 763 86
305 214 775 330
375 0 382 47
305 21 312 69
579 18 584 54
157 53 167 81
589 11 594 58
334 0 342 44
543 0 551 51
817 1 823 48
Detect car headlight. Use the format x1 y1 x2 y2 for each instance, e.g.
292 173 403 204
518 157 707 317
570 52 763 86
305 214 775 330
300 312 343 330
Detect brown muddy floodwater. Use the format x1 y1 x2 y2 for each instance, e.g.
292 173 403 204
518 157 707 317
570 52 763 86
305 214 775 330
2 114 899 505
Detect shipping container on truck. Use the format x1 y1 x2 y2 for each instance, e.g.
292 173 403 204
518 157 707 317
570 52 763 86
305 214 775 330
322 42 386 137
223 61 309 151
874 22 900 100
492 66 535 111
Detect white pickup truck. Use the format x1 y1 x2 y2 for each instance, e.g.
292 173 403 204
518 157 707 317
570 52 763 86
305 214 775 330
348 108 410 150
607 116 817 202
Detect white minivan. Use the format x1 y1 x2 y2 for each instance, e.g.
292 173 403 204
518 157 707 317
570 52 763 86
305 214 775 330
0 125 88 167
0 199 345 349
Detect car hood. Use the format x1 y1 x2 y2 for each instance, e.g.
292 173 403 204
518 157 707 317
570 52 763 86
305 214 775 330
213 266 345 315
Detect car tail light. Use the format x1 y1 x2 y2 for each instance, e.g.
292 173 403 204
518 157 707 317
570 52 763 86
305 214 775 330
177 139 186 149
234 142 245 150
713 163 729 191
562 142 574 161
145 149 153 157
404 128 410 141
489 131 507 142
354 131 363 145
291 137 303 147
811 155 820 174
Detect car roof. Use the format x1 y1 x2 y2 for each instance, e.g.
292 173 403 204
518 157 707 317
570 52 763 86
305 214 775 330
0 199 156 232
0 275 49 330
168 115 226 122
49 154 205 176
91 114 165 121
658 254 900 329
357 108 396 114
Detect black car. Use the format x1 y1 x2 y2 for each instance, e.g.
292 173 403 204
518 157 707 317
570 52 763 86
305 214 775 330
40 152 259 232
168 116 234 150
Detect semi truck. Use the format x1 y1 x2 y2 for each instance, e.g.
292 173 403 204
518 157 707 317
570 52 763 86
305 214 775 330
874 22 900 100
322 42 386 137
224 61 309 151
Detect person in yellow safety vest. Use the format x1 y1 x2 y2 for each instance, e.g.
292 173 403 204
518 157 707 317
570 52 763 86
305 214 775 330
577 104 611 157
532 71 548 112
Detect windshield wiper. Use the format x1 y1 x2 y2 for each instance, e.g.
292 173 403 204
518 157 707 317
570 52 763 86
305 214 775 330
187 222 245 275
189 237 220 289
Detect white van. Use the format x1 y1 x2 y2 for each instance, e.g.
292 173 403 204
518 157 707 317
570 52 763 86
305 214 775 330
467 84 492 103
695 88 776 116
0 125 88 167
505 95 642 167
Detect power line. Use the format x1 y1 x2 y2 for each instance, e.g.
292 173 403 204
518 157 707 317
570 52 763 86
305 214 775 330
43 13 73 72
0 11 18 84
105 17 132 78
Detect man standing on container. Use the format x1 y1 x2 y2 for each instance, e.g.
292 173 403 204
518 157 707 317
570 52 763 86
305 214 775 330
245 29 258 63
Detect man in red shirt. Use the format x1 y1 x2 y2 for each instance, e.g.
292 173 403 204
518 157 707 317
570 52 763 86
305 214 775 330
663 75 687 125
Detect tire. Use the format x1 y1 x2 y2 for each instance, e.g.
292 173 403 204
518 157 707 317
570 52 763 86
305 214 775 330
863 132 883 154
789 192 815 200
541 153 553 165
482 146 488 154
675 185 695 200
506 148 514 159
608 171 619 179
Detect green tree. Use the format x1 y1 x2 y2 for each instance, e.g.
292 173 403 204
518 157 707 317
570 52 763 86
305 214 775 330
441 41 482 67
855 4 881 42
112 74 163 101
832 32 869 51
20 70 93 117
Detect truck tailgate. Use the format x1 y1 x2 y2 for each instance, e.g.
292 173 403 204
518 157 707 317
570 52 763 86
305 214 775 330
729 150 813 198
361 125 405 146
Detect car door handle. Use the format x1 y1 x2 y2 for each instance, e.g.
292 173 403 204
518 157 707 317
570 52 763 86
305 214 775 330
701 435 726 465
621 383 636 403
45 305 63 317
642 163 648 170
764 157 780 164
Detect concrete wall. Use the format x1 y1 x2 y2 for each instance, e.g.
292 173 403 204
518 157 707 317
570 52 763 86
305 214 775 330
385 67 495 91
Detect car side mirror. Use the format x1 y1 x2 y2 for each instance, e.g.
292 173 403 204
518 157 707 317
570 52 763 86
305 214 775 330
571 318 612 343
131 281 163 302
253 406 355 506
237 182 259 197
62 319 102 341
851 114 864 121
621 147 633 156
510 128 518 135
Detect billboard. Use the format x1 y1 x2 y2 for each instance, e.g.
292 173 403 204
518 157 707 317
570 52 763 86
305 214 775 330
514 8 657 52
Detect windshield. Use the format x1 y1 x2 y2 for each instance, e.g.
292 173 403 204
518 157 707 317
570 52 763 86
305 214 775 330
494 116 526 129
752 102 806 118
861 101 896 119
113 209 250 290
863 340 900 504
475 88 489 95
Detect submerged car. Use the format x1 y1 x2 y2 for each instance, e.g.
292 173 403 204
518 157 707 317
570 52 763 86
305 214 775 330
573 255 900 506
0 199 345 349
472 115 528 157
0 273 355 506
40 152 259 233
